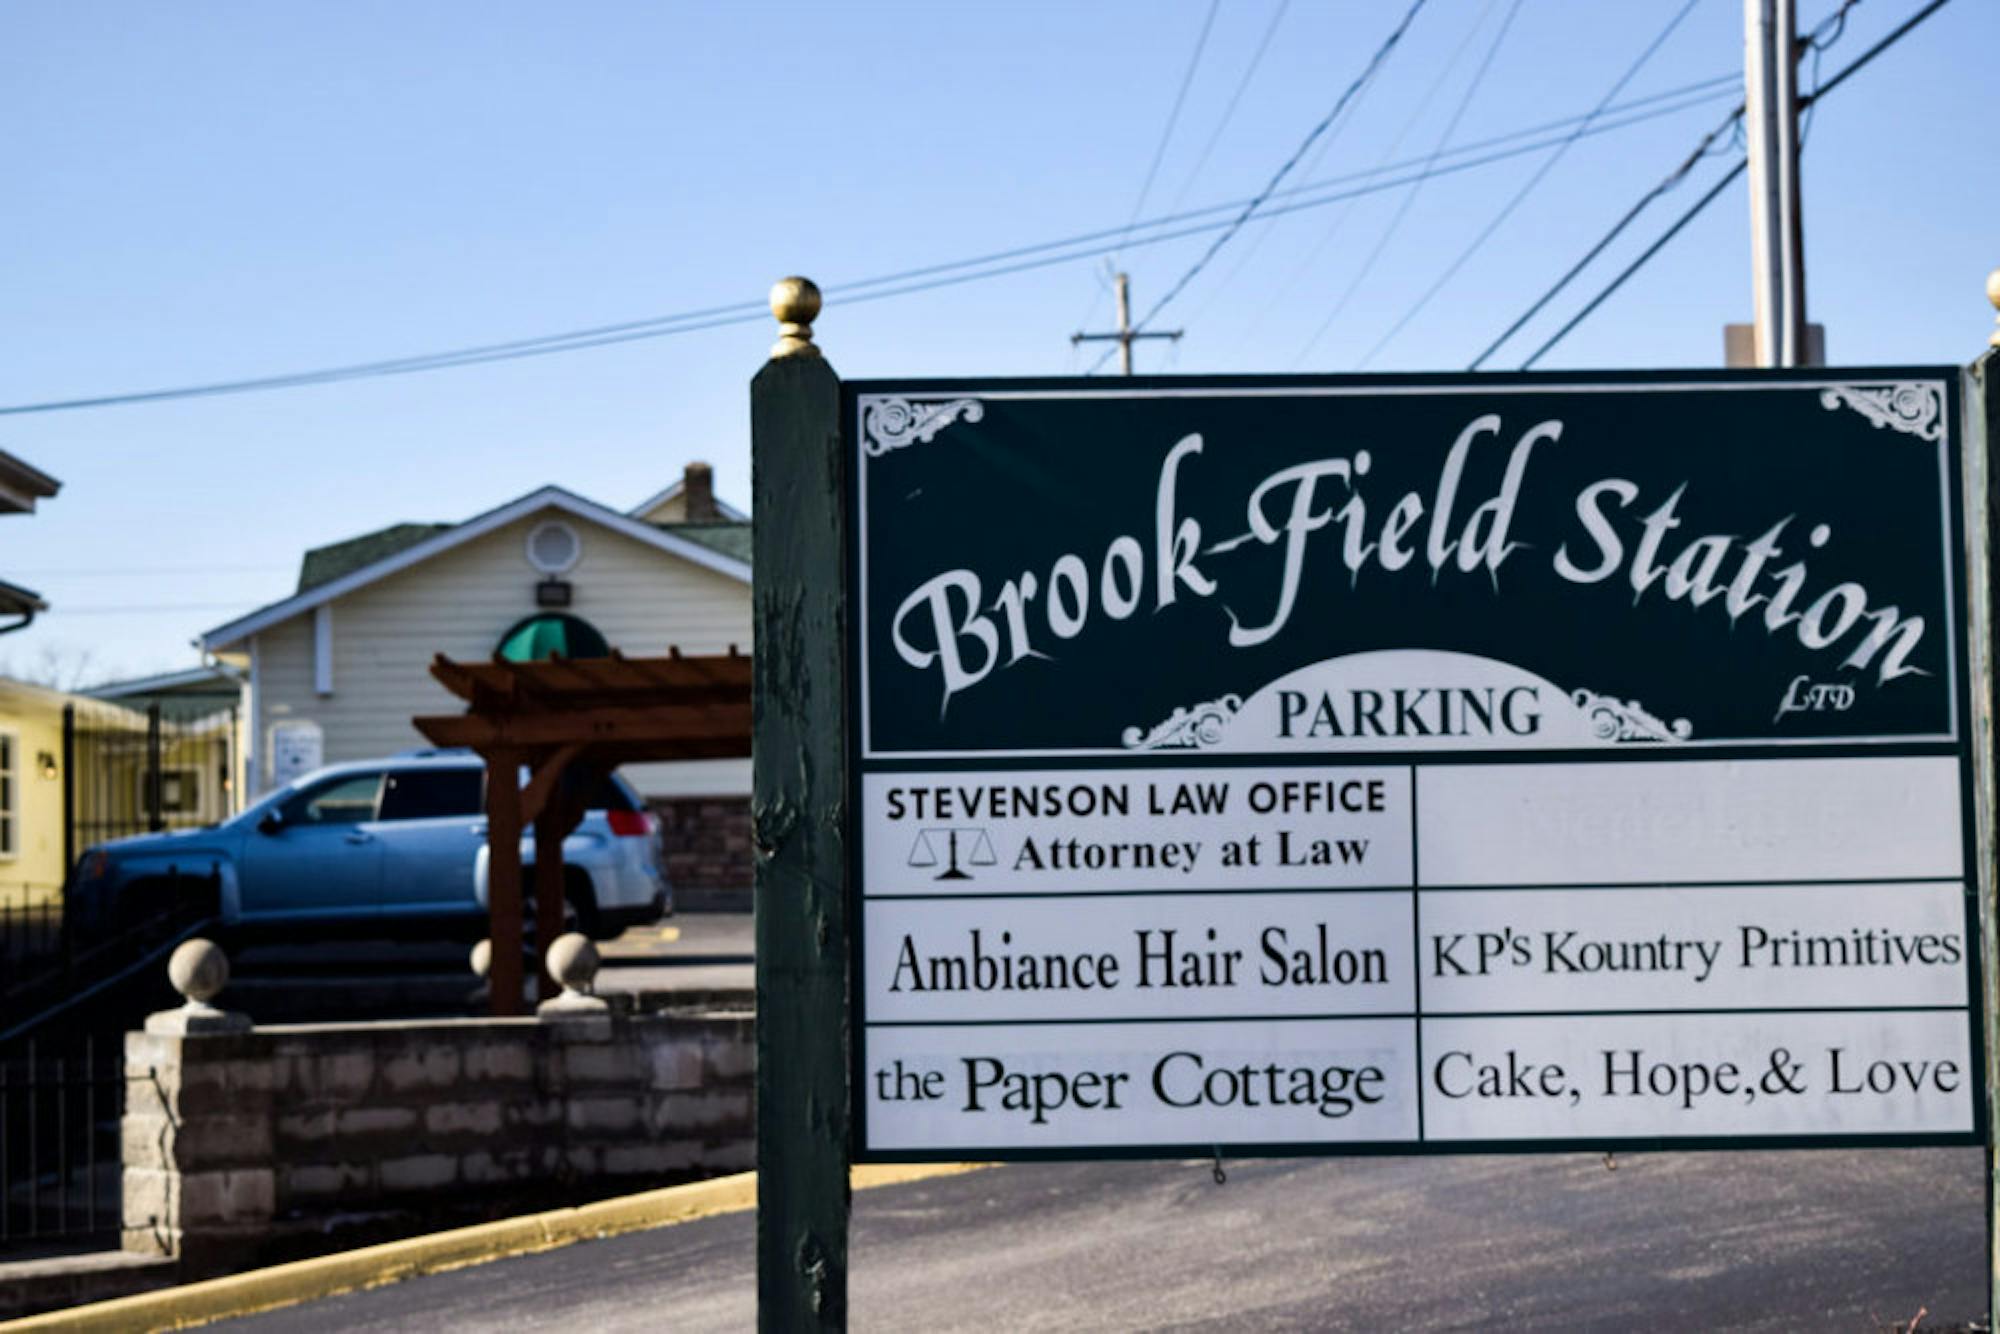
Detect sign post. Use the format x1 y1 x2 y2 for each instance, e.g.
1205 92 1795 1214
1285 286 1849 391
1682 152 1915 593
844 369 1985 1165
752 277 850 1331
1974 276 2000 1324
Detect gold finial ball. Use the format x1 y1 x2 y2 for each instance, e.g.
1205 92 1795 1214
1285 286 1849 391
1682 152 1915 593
770 276 821 326
768 276 822 360
1989 268 2000 348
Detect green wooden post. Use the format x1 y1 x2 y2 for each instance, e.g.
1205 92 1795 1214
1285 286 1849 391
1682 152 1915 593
751 275 850 1332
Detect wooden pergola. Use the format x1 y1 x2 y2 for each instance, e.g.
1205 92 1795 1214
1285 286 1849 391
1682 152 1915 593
414 648 751 1015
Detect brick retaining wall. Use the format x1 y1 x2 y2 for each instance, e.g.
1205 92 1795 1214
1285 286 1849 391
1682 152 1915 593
651 796 752 906
122 1010 753 1274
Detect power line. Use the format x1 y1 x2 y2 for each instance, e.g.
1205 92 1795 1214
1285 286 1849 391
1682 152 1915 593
1518 0 1957 369
0 72 1733 417
1467 102 1744 369
1177 12 1419 343
1243 0 1502 353
1800 0 1865 144
1077 0 1221 339
1092 0 1433 372
1797 0 1948 104
1470 0 1877 369
1118 0 1221 255
1357 0 1702 369
1210 71 1735 307
1518 162 1745 369
1294 0 1521 368
1164 0 1292 217
5 564 292 577
937 76 1739 314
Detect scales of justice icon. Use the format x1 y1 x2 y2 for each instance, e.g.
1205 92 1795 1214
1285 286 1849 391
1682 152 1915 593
907 826 997 881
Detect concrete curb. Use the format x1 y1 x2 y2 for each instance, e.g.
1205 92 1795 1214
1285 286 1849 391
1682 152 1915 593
1 1162 986 1332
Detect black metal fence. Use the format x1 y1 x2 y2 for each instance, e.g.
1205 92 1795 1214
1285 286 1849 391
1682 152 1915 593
0 1037 122 1251
65 699 240 860
0 701 234 1026
0 888 62 987
0 699 238 1255
0 878 213 1037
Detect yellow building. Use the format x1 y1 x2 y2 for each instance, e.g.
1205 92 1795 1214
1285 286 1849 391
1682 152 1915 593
0 677 84 907
0 447 64 907
0 679 240 914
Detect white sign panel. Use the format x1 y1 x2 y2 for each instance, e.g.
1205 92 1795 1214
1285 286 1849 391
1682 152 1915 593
267 719 323 788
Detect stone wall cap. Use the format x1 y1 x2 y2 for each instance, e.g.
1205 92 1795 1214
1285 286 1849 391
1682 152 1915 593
252 1017 545 1037
145 1004 251 1037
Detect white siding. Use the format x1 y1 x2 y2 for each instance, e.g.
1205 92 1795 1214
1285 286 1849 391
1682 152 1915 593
622 756 752 798
254 507 751 796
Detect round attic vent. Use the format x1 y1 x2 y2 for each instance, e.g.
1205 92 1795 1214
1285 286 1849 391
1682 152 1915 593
525 520 582 575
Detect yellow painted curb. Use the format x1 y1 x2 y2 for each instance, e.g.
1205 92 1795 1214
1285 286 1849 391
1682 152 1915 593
3 1162 986 1333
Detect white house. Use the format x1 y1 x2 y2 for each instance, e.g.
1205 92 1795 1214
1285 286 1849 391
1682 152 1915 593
200 467 753 898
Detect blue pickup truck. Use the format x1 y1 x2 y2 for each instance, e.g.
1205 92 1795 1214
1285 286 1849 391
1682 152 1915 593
69 751 670 941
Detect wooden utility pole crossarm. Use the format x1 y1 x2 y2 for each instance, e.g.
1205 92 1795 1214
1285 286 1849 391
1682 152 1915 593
1071 272 1183 375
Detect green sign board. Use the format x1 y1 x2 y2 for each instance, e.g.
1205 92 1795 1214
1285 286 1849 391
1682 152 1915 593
844 369 1982 1158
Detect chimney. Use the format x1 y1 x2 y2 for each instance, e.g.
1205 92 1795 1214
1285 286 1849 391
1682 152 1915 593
683 461 719 522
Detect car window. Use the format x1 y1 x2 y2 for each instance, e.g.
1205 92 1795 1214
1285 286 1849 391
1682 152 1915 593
284 773 384 826
528 767 639 812
584 773 639 813
379 768 484 821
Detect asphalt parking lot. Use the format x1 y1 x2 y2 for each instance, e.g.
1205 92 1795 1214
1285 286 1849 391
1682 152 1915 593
217 1147 1988 1331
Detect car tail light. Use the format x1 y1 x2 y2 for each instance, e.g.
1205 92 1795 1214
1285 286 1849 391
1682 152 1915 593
607 809 655 838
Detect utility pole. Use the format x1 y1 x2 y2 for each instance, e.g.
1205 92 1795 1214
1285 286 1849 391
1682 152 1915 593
1744 0 1806 367
1071 272 1183 375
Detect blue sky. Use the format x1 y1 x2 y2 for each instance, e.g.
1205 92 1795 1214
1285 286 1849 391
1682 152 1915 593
0 0 1993 682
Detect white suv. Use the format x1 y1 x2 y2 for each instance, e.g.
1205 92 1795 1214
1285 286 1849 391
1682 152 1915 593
471 763 672 938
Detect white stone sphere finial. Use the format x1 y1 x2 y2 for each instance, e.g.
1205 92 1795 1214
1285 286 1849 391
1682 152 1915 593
168 938 229 1005
147 937 250 1034
538 932 610 1022
544 932 600 996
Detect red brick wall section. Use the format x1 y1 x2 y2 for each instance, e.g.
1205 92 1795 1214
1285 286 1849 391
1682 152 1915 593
651 796 752 892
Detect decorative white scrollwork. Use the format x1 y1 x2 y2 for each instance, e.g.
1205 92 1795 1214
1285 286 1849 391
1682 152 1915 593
1818 383 1944 443
1121 694 1244 750
1569 689 1692 743
860 397 985 456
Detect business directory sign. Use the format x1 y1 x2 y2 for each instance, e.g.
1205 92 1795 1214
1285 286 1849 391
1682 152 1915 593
844 369 1981 1158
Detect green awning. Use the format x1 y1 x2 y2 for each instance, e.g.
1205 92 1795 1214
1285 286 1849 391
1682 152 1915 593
496 613 611 663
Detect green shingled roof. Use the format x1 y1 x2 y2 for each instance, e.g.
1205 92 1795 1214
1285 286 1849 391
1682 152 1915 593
297 523 452 592
658 522 752 564
297 517 752 594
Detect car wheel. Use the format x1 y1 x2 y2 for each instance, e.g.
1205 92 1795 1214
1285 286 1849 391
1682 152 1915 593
562 867 607 941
